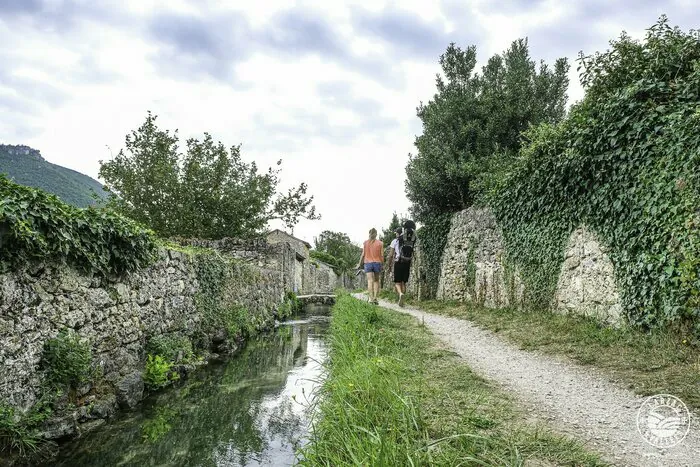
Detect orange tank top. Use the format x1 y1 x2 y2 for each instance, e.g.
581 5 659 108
363 239 383 263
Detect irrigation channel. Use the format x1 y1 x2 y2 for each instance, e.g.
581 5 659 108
49 304 331 466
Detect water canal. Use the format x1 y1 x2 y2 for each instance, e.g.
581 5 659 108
50 305 330 466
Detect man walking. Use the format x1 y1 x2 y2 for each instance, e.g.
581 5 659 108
387 220 416 307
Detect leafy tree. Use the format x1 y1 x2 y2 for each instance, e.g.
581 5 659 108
381 212 402 247
312 230 361 272
99 112 319 239
405 39 570 220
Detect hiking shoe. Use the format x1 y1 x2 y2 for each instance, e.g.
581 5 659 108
398 294 405 307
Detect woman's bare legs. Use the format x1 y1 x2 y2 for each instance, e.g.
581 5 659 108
366 271 375 301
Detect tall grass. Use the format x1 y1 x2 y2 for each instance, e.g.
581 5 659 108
298 293 605 466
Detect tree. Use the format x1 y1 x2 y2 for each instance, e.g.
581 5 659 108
405 40 570 221
380 212 403 247
99 112 319 239
312 230 361 272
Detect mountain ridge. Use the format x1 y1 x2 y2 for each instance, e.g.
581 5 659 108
0 144 107 208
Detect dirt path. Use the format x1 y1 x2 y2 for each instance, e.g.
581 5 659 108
353 294 700 467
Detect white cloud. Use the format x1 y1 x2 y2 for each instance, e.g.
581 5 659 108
1 0 698 247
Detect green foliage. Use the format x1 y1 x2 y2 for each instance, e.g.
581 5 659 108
0 174 157 276
380 212 403 247
144 354 179 390
41 330 94 390
405 39 569 299
223 306 256 340
414 212 452 299
405 40 569 220
277 291 303 319
192 251 259 344
0 398 53 458
0 144 107 208
309 250 343 274
99 112 319 239
312 230 361 273
492 17 700 329
146 334 195 364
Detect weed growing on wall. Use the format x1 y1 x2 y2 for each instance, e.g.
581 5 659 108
41 330 96 390
0 175 157 276
277 291 303 319
143 355 179 390
492 17 700 330
193 251 258 346
146 333 195 364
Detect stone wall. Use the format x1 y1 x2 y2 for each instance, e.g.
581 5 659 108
554 227 622 324
437 207 621 324
0 247 288 413
437 208 523 308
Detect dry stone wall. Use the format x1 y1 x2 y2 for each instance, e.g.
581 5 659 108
437 207 621 324
437 208 523 308
0 246 287 413
554 227 622 324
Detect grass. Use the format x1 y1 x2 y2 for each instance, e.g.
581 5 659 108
298 292 606 466
379 290 700 411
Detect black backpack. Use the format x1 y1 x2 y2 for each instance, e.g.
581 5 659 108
398 220 416 263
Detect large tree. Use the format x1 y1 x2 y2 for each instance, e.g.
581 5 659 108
99 112 319 239
405 39 570 220
312 230 361 272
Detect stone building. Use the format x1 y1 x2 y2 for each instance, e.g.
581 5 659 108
266 229 312 294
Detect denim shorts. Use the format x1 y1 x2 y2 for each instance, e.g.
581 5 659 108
364 262 382 273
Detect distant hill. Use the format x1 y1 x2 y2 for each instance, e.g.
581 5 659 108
0 144 107 208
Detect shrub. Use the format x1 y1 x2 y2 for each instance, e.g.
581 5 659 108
143 355 179 390
224 306 255 340
42 330 94 389
146 334 194 364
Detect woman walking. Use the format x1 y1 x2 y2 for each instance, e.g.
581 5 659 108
358 228 383 304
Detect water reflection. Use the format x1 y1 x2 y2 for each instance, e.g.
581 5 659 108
53 312 329 467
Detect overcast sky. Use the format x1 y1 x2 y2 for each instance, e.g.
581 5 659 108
1 0 697 246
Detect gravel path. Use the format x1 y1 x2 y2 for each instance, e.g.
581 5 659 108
353 294 700 467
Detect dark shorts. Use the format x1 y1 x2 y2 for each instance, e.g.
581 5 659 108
364 262 382 273
393 261 410 283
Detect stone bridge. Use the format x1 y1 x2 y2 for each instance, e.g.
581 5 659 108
296 294 336 306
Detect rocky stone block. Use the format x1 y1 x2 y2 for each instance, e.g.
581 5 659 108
39 413 78 441
116 372 144 409
90 394 118 419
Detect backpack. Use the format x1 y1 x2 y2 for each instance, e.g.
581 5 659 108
398 220 417 263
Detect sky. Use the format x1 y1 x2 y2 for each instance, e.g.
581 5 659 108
1 0 698 246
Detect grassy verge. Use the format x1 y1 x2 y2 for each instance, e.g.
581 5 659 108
379 290 700 410
298 293 606 466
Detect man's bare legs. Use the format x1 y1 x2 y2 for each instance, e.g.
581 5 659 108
395 281 406 306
